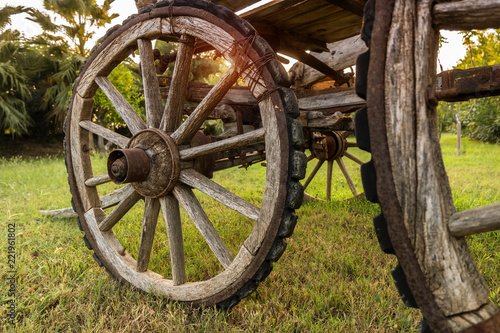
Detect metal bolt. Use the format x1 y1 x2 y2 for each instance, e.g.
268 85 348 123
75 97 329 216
111 157 128 181
478 72 490 83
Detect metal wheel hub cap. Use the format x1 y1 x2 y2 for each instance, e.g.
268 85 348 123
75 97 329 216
107 128 180 198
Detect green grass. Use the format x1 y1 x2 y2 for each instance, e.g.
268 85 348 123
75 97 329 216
0 132 498 332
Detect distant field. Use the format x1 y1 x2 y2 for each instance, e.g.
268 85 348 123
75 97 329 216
0 132 498 332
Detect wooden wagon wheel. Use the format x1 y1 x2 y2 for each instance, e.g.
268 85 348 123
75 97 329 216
302 130 365 201
65 0 306 308
356 0 500 331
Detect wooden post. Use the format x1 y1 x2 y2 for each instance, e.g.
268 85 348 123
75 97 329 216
456 103 462 155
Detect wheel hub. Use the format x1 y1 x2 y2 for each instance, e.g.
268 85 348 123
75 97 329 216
107 128 180 198
311 132 347 161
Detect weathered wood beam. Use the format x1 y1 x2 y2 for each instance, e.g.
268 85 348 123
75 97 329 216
297 88 365 110
433 0 500 30
448 204 500 237
282 48 349 86
214 0 261 13
324 0 365 16
288 35 367 88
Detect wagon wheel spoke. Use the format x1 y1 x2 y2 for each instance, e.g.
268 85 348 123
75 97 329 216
161 34 196 132
343 151 364 165
326 159 334 201
160 195 187 285
179 128 265 161
136 198 161 272
448 203 500 237
98 185 143 231
138 39 163 128
173 185 234 269
85 174 111 187
335 157 358 197
79 120 130 148
179 168 260 221
171 66 239 145
303 158 325 191
95 76 146 134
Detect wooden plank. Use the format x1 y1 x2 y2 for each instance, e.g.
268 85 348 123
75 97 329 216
448 203 500 237
314 23 364 44
138 39 163 128
281 4 344 30
289 35 367 88
433 0 500 30
179 128 265 161
136 198 161 272
95 76 146 135
171 67 239 145
179 169 260 221
324 0 365 16
173 185 234 269
79 121 129 148
160 195 187 285
161 34 195 132
213 0 261 12
241 0 308 22
294 9 361 38
297 88 365 110
99 186 143 231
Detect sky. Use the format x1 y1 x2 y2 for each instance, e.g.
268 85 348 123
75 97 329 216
5 0 467 71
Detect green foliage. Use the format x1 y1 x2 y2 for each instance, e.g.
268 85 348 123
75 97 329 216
463 96 500 143
0 1 118 137
0 30 32 136
0 6 28 30
93 61 145 131
454 29 500 143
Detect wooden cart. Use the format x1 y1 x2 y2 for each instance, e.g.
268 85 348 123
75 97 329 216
64 0 500 331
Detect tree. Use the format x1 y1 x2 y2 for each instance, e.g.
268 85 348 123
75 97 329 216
28 0 119 57
0 6 32 136
24 0 119 134
457 29 500 143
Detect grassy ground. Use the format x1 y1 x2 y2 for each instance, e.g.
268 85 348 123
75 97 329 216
0 133 498 332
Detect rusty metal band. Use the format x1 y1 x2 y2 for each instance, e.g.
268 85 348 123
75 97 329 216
366 0 452 331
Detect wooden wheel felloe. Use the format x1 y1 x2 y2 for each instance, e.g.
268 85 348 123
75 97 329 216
65 0 305 308
357 0 500 331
